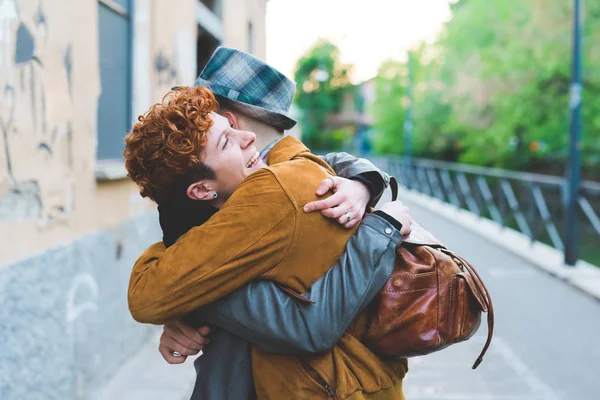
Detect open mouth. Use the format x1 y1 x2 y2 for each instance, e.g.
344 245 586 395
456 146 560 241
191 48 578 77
246 151 260 168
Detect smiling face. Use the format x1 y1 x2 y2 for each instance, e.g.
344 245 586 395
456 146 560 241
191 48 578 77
192 112 266 201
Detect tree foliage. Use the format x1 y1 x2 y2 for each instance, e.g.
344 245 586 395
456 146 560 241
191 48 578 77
370 60 406 155
293 40 353 148
371 0 600 178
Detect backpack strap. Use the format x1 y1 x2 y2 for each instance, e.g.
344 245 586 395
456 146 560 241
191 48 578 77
457 255 495 369
389 176 399 201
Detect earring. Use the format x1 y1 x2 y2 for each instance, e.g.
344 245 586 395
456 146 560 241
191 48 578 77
212 192 218 199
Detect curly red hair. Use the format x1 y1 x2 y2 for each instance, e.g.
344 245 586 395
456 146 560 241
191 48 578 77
123 85 219 205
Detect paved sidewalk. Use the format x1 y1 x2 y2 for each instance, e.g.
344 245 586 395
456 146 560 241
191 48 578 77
91 327 197 400
401 189 600 301
401 196 600 400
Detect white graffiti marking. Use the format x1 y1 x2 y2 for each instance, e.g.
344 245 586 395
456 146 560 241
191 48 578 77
66 272 98 324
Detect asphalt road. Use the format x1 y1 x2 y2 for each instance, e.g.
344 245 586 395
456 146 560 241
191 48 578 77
400 196 600 400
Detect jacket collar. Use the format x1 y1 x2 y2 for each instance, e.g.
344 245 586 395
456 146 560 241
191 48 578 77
266 136 310 166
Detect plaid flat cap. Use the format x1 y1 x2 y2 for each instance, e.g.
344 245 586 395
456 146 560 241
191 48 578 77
193 47 297 130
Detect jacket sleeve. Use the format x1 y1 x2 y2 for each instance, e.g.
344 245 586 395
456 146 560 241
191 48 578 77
197 212 402 354
128 169 295 324
320 152 390 206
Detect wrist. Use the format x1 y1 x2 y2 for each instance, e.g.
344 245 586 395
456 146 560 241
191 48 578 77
349 174 376 203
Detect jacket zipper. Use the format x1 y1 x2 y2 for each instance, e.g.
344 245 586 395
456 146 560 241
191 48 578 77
302 361 337 398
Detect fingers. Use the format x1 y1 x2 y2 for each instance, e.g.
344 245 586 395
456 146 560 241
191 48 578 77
197 325 211 336
159 336 190 365
159 343 188 364
336 210 355 225
306 177 342 211
344 218 360 229
159 322 212 365
304 192 344 213
315 177 337 196
176 320 209 347
163 323 204 353
306 176 367 229
164 335 201 356
321 201 350 219
400 215 413 236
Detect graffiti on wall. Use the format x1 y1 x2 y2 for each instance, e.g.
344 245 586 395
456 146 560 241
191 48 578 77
0 0 75 223
154 49 178 86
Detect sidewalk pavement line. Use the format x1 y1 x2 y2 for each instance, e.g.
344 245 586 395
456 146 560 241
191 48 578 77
400 187 600 302
492 337 561 400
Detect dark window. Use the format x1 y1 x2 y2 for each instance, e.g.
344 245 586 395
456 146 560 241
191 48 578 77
197 26 220 76
201 0 222 17
97 0 132 161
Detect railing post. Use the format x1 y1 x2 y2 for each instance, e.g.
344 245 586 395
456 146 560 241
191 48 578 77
403 53 413 162
565 0 583 266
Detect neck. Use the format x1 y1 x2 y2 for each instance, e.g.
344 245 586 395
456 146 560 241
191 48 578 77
210 197 226 210
242 119 283 150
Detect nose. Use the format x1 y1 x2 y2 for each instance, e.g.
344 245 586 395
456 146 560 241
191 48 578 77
237 130 256 148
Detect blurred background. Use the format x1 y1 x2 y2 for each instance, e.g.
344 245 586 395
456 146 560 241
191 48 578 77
0 0 598 399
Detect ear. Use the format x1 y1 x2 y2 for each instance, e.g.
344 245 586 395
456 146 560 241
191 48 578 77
221 111 240 129
186 181 214 201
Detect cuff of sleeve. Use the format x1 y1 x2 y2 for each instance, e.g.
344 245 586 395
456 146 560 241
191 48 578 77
372 210 403 232
362 213 403 246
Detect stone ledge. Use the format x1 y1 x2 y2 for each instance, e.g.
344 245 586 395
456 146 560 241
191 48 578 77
96 159 128 181
400 187 600 302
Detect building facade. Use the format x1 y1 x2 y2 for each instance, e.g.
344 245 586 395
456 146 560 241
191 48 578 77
322 78 377 154
0 0 266 398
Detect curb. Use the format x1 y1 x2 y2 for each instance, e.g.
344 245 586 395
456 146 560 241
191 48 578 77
398 187 600 302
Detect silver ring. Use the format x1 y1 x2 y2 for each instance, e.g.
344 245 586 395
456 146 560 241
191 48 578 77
172 351 182 357
345 212 351 223
328 176 336 188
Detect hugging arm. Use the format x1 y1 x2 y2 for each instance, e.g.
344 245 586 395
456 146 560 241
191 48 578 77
128 169 295 324
195 153 397 353
195 212 401 354
320 152 390 206
160 153 398 356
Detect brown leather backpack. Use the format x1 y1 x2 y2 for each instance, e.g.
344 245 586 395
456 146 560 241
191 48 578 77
364 179 494 369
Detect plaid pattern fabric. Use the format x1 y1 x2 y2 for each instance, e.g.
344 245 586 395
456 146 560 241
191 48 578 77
259 138 282 163
194 47 297 130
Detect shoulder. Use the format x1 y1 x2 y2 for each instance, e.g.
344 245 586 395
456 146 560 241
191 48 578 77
266 136 335 175
266 136 310 165
224 168 294 210
141 241 167 257
269 152 334 181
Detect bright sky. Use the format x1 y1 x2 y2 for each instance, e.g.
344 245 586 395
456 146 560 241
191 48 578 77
266 0 453 83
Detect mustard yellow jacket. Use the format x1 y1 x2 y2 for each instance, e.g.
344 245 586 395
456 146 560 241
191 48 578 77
128 137 406 399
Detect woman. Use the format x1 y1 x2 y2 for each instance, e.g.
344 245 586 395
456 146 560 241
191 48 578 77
125 85 408 399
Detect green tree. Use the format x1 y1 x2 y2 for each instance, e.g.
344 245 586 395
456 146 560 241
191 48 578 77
293 40 353 148
370 47 457 159
376 0 600 178
370 60 407 155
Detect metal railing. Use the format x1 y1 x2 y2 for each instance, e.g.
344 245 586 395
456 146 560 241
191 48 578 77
373 156 600 266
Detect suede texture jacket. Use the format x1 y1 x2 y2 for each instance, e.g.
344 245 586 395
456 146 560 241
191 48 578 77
185 151 395 400
128 137 407 399
189 213 402 400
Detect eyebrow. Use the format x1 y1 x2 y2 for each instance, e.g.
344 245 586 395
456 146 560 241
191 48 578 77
216 129 226 150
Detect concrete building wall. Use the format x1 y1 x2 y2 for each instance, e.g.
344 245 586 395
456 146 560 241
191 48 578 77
0 0 266 398
1 0 102 265
222 0 267 58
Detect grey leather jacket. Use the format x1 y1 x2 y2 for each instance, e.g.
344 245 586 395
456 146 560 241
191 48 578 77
186 153 395 400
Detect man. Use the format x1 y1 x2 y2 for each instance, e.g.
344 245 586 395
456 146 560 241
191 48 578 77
129 48 410 399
